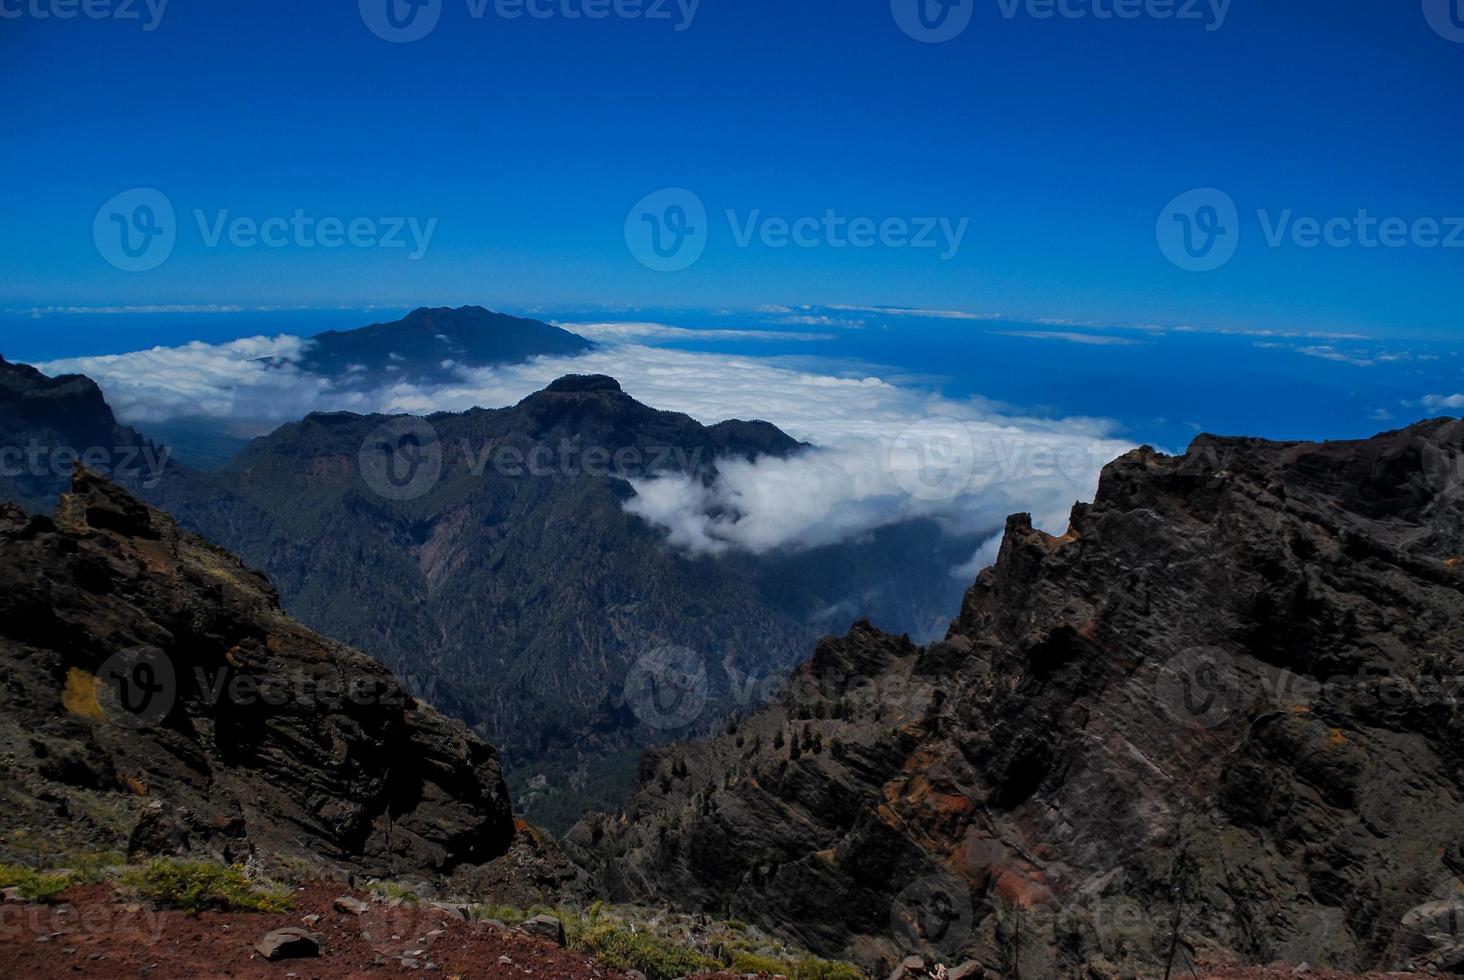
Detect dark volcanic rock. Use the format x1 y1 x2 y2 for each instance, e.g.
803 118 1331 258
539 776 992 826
0 355 985 834
0 467 516 880
133 373 977 831
0 355 155 513
567 419 1464 978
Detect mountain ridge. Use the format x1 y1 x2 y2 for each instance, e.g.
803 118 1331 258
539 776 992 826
566 417 1464 977
0 465 519 885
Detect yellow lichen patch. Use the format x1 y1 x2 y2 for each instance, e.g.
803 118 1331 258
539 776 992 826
1289 703 1312 716
1446 556 1463 569
1327 728 1347 748
62 668 106 722
125 776 147 796
813 848 836 866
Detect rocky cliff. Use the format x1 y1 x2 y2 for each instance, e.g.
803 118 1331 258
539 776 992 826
567 419 1464 977
0 467 517 882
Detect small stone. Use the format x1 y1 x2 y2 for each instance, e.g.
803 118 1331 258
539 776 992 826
2 887 24 903
301 914 322 926
333 896 370 916
430 901 470 921
255 928 323 961
519 913 566 946
888 955 926 980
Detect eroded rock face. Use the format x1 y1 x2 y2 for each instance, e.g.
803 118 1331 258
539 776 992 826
0 467 516 880
567 419 1464 978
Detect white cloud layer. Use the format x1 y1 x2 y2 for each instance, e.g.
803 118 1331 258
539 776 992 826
1423 394 1464 411
39 326 1137 565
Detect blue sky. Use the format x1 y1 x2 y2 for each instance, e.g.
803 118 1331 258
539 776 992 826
3 0 1462 339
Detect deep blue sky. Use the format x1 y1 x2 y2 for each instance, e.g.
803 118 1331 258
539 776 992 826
2 0 1462 339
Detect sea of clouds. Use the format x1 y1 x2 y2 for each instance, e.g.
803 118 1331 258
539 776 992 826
41 326 1137 570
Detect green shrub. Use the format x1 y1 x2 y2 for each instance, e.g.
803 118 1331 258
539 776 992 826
0 865 79 903
730 950 787 974
572 921 719 980
729 950 865 980
119 859 292 915
65 851 127 884
367 880 421 905
787 958 866 980
469 902 531 925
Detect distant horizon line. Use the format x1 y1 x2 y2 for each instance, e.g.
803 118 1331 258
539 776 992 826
1 301 1380 344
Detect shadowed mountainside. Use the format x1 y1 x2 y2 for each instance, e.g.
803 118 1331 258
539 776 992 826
567 419 1464 978
0 355 978 831
0 468 518 884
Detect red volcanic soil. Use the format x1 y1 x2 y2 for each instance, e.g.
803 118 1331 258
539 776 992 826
1193 963 1417 980
0 883 637 979
0 885 1418 980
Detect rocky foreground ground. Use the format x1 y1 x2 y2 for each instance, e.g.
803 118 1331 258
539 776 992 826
0 881 1434 980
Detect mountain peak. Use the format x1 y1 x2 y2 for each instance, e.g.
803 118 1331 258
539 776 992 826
544 374 623 394
299 306 593 386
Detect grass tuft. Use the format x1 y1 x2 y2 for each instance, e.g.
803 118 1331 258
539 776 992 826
119 858 292 915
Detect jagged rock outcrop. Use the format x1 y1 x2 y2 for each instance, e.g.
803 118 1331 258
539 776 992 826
567 419 1464 977
0 355 163 514
0 467 516 880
